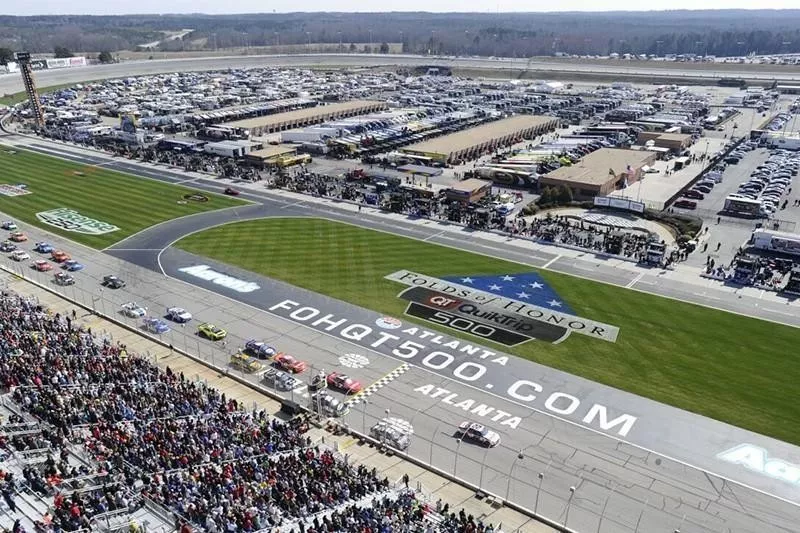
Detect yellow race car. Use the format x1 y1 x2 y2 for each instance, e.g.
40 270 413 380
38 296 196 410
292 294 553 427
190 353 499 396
230 353 263 373
198 323 227 341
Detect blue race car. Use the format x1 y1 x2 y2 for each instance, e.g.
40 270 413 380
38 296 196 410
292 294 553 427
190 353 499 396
34 242 54 253
144 318 170 334
245 339 277 359
62 260 85 271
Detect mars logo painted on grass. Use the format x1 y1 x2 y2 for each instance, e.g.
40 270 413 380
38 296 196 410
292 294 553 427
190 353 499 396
386 270 619 346
36 208 119 235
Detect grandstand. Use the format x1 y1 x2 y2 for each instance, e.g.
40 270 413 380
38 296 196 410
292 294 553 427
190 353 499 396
0 291 499 533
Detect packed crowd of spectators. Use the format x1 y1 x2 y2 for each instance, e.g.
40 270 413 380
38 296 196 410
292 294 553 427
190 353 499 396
0 291 501 532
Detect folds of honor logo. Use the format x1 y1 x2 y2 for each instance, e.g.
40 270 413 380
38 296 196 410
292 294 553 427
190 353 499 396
385 270 619 346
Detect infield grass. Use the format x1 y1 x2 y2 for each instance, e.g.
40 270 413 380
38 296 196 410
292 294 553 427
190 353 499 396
0 145 248 248
176 217 800 445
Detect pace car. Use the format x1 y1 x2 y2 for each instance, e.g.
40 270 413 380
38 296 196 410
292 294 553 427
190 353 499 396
53 272 75 286
34 242 54 253
0 241 17 252
62 260 85 272
245 340 277 359
326 372 363 394
166 307 192 323
144 318 170 334
272 353 307 373
121 302 147 318
102 275 126 289
10 232 28 242
455 421 501 448
32 260 53 272
230 353 264 373
198 323 227 341
1 221 17 231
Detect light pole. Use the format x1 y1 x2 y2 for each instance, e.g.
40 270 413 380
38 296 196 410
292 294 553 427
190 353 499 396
534 472 544 515
478 446 490 489
338 31 343 51
368 29 373 51
361 399 368 432
564 486 576 528
274 32 280 47
504 450 524 501
453 433 464 475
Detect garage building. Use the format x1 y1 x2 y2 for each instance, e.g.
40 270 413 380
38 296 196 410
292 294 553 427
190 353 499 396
637 131 693 153
539 148 657 199
245 144 298 167
400 115 558 165
224 100 387 136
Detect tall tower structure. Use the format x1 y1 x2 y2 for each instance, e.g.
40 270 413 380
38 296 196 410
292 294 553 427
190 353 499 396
14 52 45 129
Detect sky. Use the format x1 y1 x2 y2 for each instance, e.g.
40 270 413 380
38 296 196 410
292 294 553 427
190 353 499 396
5 1 797 16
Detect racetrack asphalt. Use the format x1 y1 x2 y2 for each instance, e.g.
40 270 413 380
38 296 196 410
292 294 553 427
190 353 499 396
1 132 799 533
2 52 800 96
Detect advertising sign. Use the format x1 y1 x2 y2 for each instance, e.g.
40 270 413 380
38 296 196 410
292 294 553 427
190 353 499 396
35 208 119 235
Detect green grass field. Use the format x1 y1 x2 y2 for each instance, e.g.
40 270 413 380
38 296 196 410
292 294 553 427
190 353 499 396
176 217 800 445
0 82 99 106
0 146 248 248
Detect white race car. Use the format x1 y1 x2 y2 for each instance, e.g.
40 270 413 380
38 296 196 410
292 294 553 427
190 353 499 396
166 307 193 323
121 302 147 318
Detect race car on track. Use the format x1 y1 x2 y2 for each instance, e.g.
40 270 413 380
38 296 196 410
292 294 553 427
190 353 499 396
224 187 240 196
53 272 75 286
51 250 70 263
10 250 29 261
1 221 17 231
198 323 227 341
0 241 17 252
272 352 307 373
121 302 147 318
326 372 363 394
10 232 28 242
166 307 192 323
102 275 126 289
262 368 302 391
32 260 53 272
34 242 54 253
454 421 501 448
230 353 264 373
245 339 277 359
62 260 85 272
143 318 170 334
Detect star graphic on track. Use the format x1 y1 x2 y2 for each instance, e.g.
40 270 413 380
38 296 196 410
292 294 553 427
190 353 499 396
489 284 502 291
548 299 562 307
501 275 515 282
461 277 474 284
516 291 530 299
529 282 543 289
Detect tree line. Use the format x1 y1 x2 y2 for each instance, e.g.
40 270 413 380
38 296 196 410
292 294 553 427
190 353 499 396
2 10 800 60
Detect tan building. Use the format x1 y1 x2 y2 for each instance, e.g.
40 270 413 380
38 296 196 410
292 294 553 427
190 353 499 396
637 131 693 153
245 144 298 167
539 148 658 199
225 100 387 136
445 178 493 203
400 115 558 165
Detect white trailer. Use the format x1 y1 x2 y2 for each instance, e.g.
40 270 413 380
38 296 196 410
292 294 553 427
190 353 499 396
750 229 800 256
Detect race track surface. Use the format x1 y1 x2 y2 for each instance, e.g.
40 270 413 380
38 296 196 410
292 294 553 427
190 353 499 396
3 53 800 95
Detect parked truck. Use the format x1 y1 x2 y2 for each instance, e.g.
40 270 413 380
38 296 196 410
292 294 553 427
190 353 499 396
750 229 800 257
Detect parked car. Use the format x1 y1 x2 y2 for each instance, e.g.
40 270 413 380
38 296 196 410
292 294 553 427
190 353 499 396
673 200 697 209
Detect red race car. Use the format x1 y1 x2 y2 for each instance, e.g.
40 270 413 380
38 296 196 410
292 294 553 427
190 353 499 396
326 372 363 394
224 187 240 196
272 352 307 373
32 260 53 272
